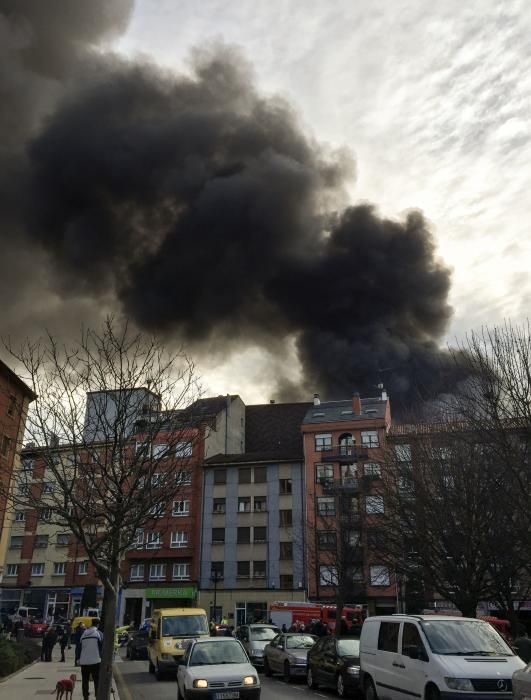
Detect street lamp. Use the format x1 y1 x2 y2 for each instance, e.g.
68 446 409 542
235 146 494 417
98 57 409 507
211 567 222 623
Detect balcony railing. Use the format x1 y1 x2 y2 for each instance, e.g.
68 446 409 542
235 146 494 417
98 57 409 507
320 477 361 493
318 445 369 462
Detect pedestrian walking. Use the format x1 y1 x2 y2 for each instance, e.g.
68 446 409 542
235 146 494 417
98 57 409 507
514 627 531 664
64 620 72 649
57 624 68 662
42 626 58 662
73 623 86 665
79 619 103 700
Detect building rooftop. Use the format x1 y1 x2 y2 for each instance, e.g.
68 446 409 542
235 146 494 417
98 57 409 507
302 397 387 424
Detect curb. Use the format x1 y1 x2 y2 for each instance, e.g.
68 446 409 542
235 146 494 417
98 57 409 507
0 656 41 684
113 662 132 700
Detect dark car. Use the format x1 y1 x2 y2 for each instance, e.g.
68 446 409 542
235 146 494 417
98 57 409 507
126 629 149 660
306 636 360 697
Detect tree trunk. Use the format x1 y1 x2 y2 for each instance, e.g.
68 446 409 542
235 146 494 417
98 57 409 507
457 599 478 618
97 570 118 700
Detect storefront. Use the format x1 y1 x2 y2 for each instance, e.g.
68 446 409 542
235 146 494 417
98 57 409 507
120 585 197 627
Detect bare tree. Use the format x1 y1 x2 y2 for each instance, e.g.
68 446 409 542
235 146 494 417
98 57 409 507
1 319 201 700
379 426 522 618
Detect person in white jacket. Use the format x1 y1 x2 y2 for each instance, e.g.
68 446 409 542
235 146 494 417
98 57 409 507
79 619 103 700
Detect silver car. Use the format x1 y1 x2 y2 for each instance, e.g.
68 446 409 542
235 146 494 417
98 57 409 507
238 624 279 667
263 632 316 682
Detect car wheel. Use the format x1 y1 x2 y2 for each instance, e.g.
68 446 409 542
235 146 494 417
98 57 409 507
148 658 155 674
155 662 163 681
283 661 292 683
307 666 319 689
365 678 378 700
426 685 441 700
337 673 348 697
264 657 272 677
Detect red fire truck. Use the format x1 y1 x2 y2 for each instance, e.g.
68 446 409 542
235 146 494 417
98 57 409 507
269 601 364 631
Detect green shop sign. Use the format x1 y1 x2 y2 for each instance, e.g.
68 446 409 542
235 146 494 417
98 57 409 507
145 586 197 599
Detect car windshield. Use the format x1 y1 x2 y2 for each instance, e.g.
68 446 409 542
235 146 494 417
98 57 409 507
162 615 208 637
190 641 248 666
337 639 360 656
251 627 279 641
420 620 514 656
286 635 315 649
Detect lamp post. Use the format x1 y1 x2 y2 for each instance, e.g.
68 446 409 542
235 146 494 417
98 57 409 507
211 567 222 623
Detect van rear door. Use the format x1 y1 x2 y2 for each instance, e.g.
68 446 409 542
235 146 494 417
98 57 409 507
375 620 403 700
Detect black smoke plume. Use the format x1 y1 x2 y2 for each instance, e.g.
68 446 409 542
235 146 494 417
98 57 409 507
1 0 460 408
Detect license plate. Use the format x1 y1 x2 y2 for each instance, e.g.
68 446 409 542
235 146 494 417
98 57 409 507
215 693 239 700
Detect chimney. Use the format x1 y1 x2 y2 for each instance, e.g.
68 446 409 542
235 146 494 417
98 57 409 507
270 399 275 404
313 393 320 406
352 392 361 415
381 388 388 401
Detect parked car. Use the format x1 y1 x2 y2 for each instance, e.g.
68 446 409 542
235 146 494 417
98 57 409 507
238 624 280 667
307 635 360 697
126 629 149 660
263 632 316 682
176 637 260 700
25 618 48 637
513 661 531 700
360 615 524 700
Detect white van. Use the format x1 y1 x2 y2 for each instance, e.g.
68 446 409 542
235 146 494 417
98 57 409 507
360 615 524 700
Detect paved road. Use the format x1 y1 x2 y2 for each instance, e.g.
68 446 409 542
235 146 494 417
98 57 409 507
114 654 341 700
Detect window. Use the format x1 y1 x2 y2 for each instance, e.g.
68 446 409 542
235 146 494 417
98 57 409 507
213 498 226 513
10 535 23 549
361 431 380 448
43 481 55 493
152 443 168 459
348 530 361 547
40 508 53 522
237 561 250 578
149 563 166 581
22 458 34 472
279 542 293 559
31 563 45 577
279 509 293 527
53 562 66 576
171 531 189 548
172 500 190 516
279 479 292 494
175 470 192 486
56 533 69 547
317 497 336 516
318 531 337 550
6 563 18 577
254 496 267 512
316 464 333 482
237 527 250 544
364 463 382 478
254 526 267 543
280 574 293 589
132 529 144 549
17 483 29 496
151 473 165 487
378 621 400 652
238 497 251 513
395 444 412 462
239 468 251 484
402 623 426 655
319 565 338 586
211 562 224 579
366 495 384 514
146 532 162 549
370 565 390 586
14 511 25 522
35 534 49 548
78 561 88 575
315 433 332 452
7 394 16 416
175 441 193 457
212 528 225 544
341 464 357 484
1 435 11 456
130 563 144 580
214 469 226 484
254 467 267 483
149 502 165 518
253 561 266 578
173 562 190 580
344 496 359 515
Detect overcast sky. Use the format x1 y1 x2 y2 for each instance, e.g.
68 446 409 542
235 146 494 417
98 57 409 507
114 0 530 401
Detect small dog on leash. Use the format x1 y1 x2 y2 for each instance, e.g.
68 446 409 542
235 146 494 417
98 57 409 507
52 673 77 700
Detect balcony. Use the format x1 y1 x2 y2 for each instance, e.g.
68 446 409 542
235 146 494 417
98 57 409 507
318 445 369 463
321 478 361 494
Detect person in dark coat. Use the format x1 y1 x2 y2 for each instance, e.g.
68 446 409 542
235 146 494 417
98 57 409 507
42 626 58 662
514 629 531 664
57 625 68 661
74 623 86 665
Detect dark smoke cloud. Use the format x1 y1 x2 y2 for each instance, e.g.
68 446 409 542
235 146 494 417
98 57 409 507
1 0 460 408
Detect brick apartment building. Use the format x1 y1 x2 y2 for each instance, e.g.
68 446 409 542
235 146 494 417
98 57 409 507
0 358 35 606
302 390 397 614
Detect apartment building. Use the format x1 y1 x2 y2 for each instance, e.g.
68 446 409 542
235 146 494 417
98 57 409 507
302 390 397 614
0 391 245 624
0 358 35 611
199 401 311 626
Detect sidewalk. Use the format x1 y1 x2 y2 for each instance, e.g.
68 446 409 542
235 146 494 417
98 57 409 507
0 641 120 699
